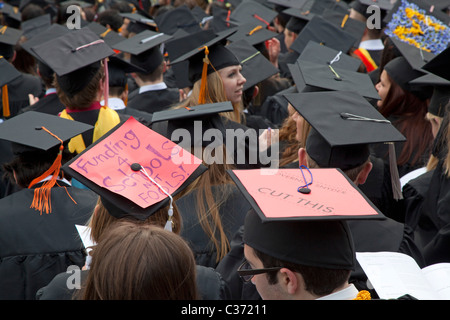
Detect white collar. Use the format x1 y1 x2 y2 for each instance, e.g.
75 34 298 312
38 175 71 186
359 39 384 51
315 284 360 300
100 97 126 110
45 88 57 95
139 82 167 94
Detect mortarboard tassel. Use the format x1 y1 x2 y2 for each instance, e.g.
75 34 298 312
388 142 403 201
2 84 10 118
198 45 210 105
28 127 72 214
103 57 109 109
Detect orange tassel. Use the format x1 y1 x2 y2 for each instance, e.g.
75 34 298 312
198 46 210 105
124 83 128 106
28 127 67 214
2 85 10 118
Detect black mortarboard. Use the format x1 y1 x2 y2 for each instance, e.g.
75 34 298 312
21 13 51 40
296 59 380 100
62 117 207 221
428 85 450 117
226 22 278 46
352 0 394 17
112 30 172 74
21 23 69 59
0 56 21 88
154 5 202 35
151 101 233 149
0 110 93 154
383 56 427 98
0 111 93 214
226 39 278 91
229 166 386 268
169 29 239 85
284 90 405 199
282 7 314 34
422 45 450 81
321 9 366 47
298 41 362 72
267 0 308 9
120 12 157 33
108 55 145 88
229 0 278 27
390 37 436 71
0 25 22 46
86 21 125 48
289 15 358 55
383 0 450 54
284 90 405 170
0 3 22 24
31 28 115 98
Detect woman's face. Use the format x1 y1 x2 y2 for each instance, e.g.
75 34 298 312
217 65 246 104
375 70 391 108
291 108 304 142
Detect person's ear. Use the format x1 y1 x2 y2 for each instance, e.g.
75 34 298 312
279 268 300 295
298 148 308 166
355 161 373 185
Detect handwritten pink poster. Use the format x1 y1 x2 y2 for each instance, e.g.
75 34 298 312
69 117 202 208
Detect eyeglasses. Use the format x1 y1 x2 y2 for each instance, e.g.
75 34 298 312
237 260 283 282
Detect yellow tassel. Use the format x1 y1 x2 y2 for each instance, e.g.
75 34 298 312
341 14 349 28
354 290 371 300
2 85 10 118
198 46 210 105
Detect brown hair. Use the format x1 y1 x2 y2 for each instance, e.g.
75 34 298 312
378 72 433 167
176 71 243 123
55 67 104 110
79 221 199 300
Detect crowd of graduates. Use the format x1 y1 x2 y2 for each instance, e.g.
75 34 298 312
0 0 450 302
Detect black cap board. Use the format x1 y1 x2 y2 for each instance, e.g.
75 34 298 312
229 0 278 27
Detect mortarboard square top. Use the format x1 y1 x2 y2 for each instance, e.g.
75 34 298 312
21 24 69 60
267 0 309 9
284 91 406 169
86 22 125 48
226 22 278 46
384 0 450 55
62 116 207 220
422 45 450 82
229 0 278 27
154 5 203 35
0 25 22 46
0 111 93 154
289 15 358 55
30 28 114 77
298 41 362 72
390 37 436 71
296 59 380 100
21 13 51 40
0 3 22 23
226 39 279 90
0 56 21 88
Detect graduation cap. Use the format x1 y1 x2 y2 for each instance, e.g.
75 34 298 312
107 55 145 88
226 22 278 46
62 116 207 225
154 5 202 35
282 6 314 34
226 39 278 91
390 37 436 70
422 45 450 81
0 111 93 213
321 9 366 47
284 90 406 199
112 30 172 74
289 15 358 55
229 167 385 270
383 56 428 99
295 59 380 100
0 56 21 118
151 101 233 149
229 0 278 28
30 28 115 98
0 25 23 46
267 0 308 9
383 0 450 55
0 3 22 25
169 29 239 104
21 13 51 40
351 0 394 18
120 12 157 34
86 21 125 48
298 41 362 72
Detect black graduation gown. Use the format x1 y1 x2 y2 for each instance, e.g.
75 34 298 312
0 72 45 119
414 161 450 265
0 183 98 300
176 185 252 268
36 265 231 300
127 88 179 113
